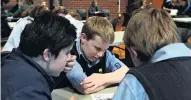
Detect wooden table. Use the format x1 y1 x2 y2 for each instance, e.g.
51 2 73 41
52 86 118 100
173 18 191 23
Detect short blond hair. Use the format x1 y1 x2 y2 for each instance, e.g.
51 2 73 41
52 6 67 15
82 16 114 44
69 12 81 20
124 8 180 61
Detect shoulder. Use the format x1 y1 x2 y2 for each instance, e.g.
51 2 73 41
16 16 33 25
122 74 147 97
105 50 113 57
113 74 148 100
2 82 51 100
105 50 113 61
105 50 121 63
2 55 49 94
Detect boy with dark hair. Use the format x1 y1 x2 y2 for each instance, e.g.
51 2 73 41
65 16 129 94
113 7 191 100
2 11 77 100
3 5 49 51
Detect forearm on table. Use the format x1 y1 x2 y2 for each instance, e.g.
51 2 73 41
66 67 87 94
84 66 129 94
104 66 129 85
68 76 87 94
89 84 108 94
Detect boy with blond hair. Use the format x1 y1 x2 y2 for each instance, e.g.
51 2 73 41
63 16 129 94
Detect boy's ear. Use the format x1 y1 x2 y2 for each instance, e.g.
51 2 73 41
80 33 87 43
129 46 143 67
129 46 138 58
43 49 52 61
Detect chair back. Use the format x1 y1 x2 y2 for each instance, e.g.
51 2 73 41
76 9 87 20
102 9 110 17
178 27 191 43
109 18 119 31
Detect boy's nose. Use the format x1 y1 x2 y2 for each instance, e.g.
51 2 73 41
96 51 103 58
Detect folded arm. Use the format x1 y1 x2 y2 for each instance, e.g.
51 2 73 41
81 50 129 94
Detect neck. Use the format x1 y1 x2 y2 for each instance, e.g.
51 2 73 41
32 56 49 74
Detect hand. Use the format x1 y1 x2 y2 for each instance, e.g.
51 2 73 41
95 11 100 14
64 55 76 72
82 82 109 95
80 73 107 94
120 26 126 31
69 96 78 100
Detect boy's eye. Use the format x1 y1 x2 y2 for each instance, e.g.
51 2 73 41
66 51 70 55
95 46 101 51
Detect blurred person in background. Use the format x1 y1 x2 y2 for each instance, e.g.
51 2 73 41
13 0 34 18
52 6 68 17
52 6 84 40
121 0 143 31
88 0 104 17
3 5 49 52
163 0 191 16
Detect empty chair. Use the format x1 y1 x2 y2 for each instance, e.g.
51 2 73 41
102 9 110 17
109 18 119 31
177 27 191 43
76 9 87 20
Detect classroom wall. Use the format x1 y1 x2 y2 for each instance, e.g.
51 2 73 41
6 0 126 18
62 0 126 18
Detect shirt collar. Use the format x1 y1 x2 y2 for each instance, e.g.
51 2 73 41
151 43 191 63
76 40 100 67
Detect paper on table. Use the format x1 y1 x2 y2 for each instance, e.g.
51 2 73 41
8 22 17 29
170 9 178 16
91 93 114 100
